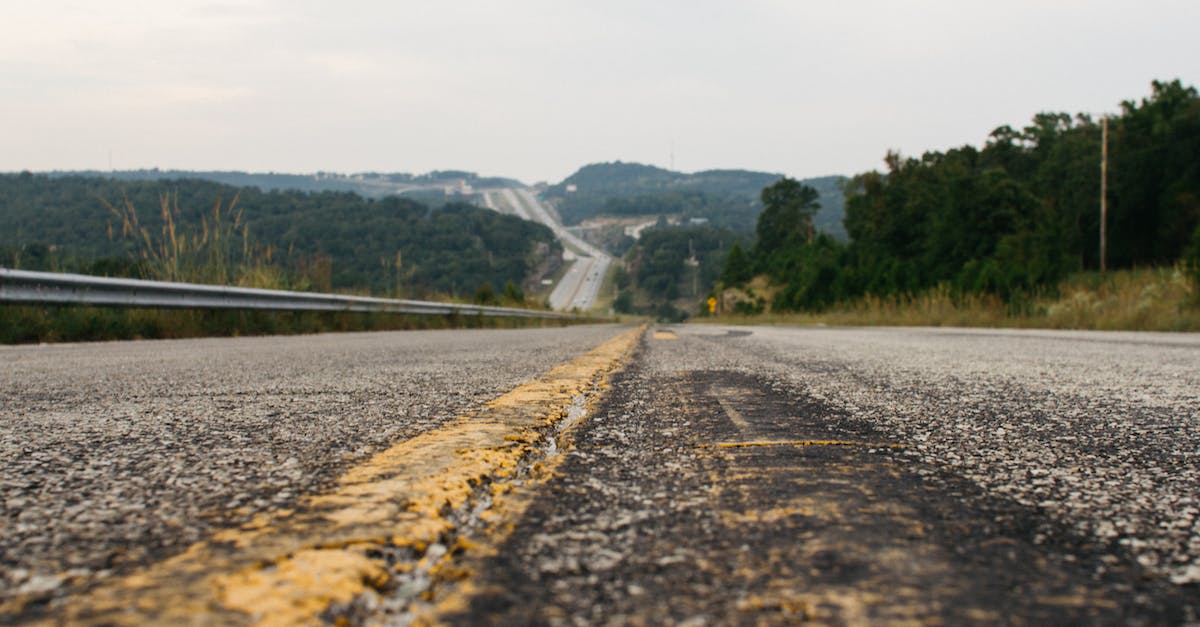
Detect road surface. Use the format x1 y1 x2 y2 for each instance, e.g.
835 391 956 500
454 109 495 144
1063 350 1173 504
3 324 1198 624
0 326 628 621
545 252 610 312
482 188 612 311
451 325 1200 624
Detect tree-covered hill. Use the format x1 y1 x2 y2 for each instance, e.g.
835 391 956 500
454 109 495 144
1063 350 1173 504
50 169 523 199
543 161 847 239
547 162 779 199
0 173 559 297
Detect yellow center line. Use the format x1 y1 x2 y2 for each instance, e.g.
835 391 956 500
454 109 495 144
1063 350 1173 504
17 326 644 626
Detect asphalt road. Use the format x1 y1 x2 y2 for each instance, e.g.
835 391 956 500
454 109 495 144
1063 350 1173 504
4 324 1199 624
547 254 611 312
446 325 1200 625
0 325 626 611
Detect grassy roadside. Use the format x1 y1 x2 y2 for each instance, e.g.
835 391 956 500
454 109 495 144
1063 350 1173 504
703 266 1200 332
1 193 578 345
0 306 574 345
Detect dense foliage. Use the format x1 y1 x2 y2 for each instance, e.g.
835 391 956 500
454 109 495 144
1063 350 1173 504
617 225 745 320
0 174 559 297
728 80 1200 311
544 161 846 238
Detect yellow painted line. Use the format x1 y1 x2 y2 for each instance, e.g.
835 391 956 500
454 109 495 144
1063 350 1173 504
1035 595 1119 609
15 326 644 626
652 330 677 340
716 397 751 432
710 439 902 449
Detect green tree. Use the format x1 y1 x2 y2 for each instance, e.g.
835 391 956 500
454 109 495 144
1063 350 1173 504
502 280 524 303
721 242 753 284
755 178 820 258
474 282 498 305
613 290 634 313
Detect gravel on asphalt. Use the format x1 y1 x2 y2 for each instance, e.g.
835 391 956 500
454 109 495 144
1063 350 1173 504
0 325 626 604
442 325 1199 625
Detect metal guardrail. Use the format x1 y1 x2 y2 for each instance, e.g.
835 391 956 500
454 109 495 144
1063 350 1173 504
0 268 571 320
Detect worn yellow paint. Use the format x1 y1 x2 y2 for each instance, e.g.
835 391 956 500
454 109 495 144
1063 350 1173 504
1035 594 1119 609
712 439 905 450
736 592 812 618
652 330 678 340
18 326 643 626
217 549 388 627
700 435 942 624
720 506 815 525
715 396 752 431
740 589 885 624
411 372 643 622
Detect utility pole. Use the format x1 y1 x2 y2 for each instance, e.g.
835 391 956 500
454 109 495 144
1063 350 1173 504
1100 115 1108 274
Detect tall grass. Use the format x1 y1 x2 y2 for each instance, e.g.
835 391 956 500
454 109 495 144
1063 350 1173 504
709 265 1200 332
103 191 286 288
0 306 569 345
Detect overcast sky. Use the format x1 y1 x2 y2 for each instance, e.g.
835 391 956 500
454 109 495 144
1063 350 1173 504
2 1 1197 184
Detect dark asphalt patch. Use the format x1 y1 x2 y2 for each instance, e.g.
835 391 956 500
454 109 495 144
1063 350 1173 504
446 368 1189 625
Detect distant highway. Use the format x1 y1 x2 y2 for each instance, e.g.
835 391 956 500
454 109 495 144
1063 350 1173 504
483 188 612 311
547 253 610 312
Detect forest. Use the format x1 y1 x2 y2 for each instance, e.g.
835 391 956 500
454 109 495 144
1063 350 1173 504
723 79 1200 313
0 174 559 299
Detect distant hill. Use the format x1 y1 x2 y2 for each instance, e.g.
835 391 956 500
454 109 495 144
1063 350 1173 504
50 169 524 199
37 163 849 239
547 162 780 199
543 161 847 239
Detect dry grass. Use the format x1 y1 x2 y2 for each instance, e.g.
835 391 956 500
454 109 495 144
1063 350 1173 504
707 266 1200 332
104 191 286 288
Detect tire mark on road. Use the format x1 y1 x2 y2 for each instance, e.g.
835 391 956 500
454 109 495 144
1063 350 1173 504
445 367 1188 624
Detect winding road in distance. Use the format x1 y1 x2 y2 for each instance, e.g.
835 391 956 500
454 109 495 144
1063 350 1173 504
3 324 1198 624
482 187 611 311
